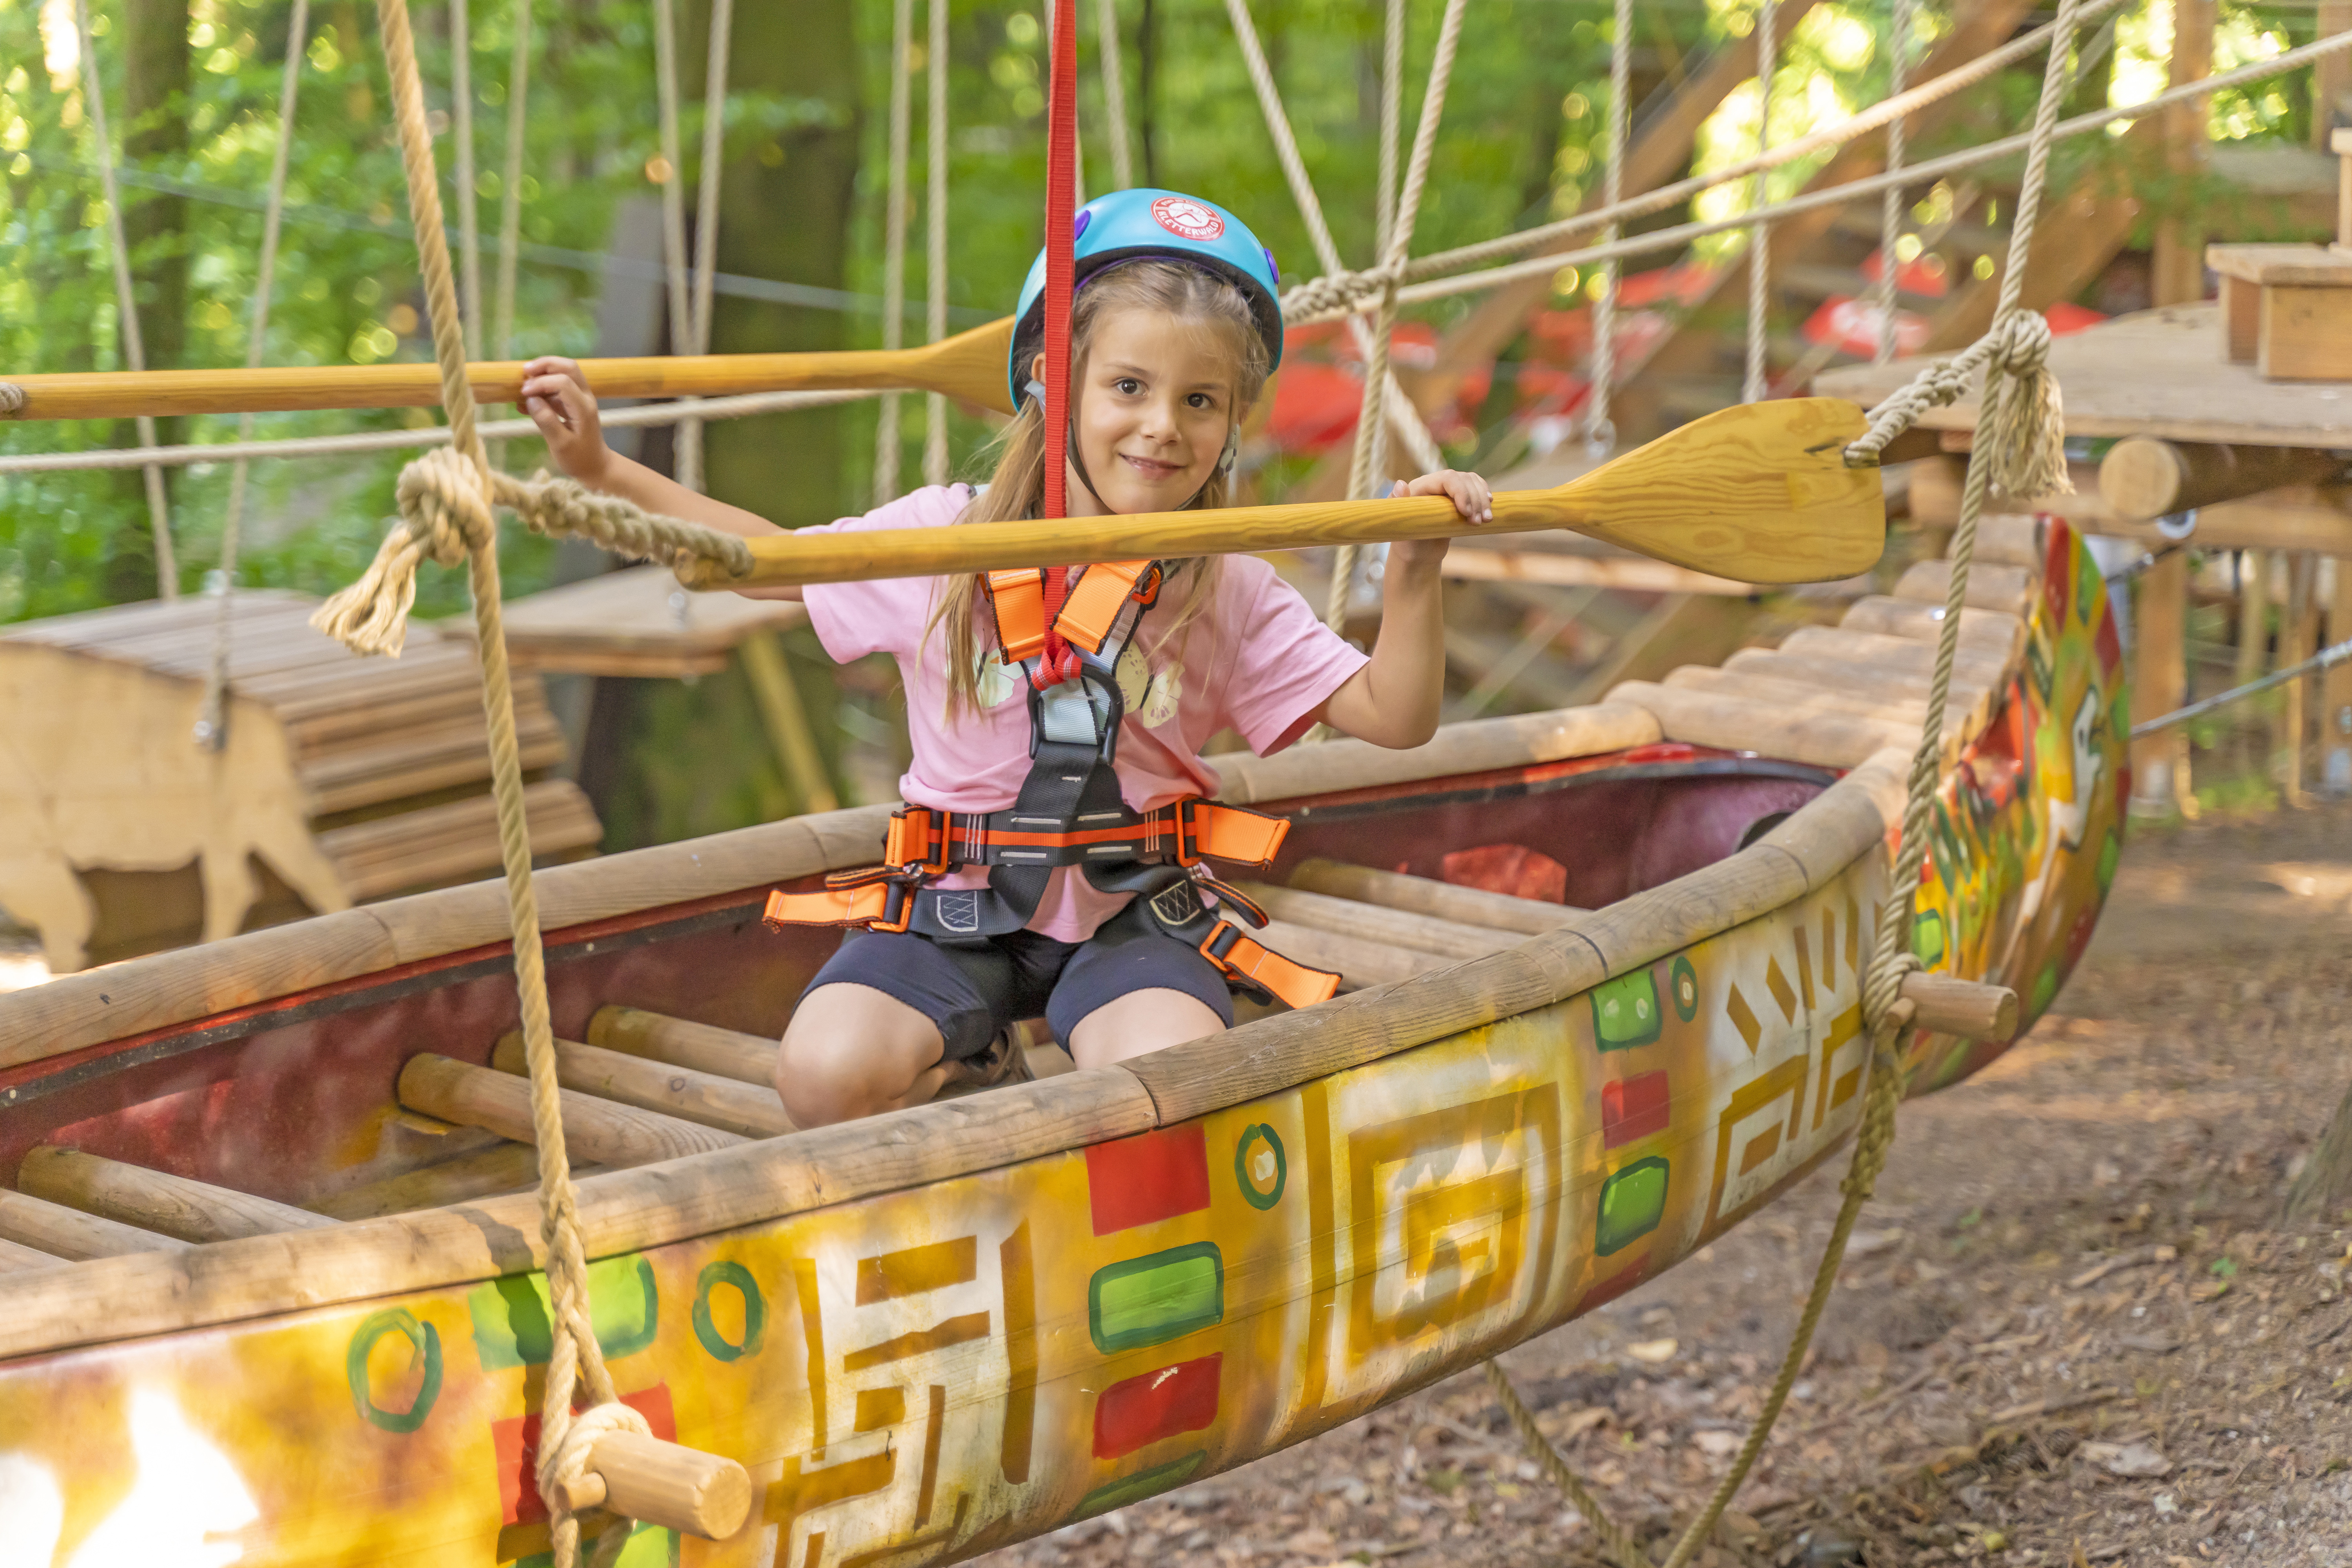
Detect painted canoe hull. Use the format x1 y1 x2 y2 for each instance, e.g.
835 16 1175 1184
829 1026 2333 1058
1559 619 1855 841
0 523 2127 1568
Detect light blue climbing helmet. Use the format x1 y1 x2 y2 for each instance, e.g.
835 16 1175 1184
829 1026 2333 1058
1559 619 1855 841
1006 188 1286 411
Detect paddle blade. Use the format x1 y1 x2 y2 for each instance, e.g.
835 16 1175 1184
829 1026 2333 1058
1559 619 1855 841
1557 398 1885 585
918 317 1021 416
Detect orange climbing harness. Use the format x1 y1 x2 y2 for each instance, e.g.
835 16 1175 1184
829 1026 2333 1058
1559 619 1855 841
765 559 1341 1011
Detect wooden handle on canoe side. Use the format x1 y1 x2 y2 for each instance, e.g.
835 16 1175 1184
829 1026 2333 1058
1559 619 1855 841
553 1429 752 1539
0 317 1019 421
1896 973 2018 1042
679 398 1887 590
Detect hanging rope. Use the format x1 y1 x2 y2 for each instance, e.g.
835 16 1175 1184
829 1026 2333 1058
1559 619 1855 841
875 0 915 505
451 0 484 361
72 0 176 598
1375 0 1403 257
343 8 744 1561
1875 0 1915 366
675 0 735 493
1584 0 1632 455
651 0 694 367
198 0 312 751
1742 0 1777 405
1095 0 1136 190
923 0 951 487
494 0 534 359
1327 0 1468 631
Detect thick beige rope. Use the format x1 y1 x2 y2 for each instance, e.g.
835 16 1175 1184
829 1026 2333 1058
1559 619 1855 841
1094 0 1136 190
493 0 534 360
923 0 951 487
651 0 694 363
1484 1362 1645 1568
360 6 683 1563
1583 0 1632 454
72 0 176 598
874 0 914 504
1375 0 1403 257
1742 0 1777 406
199 0 312 751
675 0 735 493
1875 0 1915 367
451 0 483 362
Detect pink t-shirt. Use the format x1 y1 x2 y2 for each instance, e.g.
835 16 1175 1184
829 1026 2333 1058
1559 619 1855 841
800 485 1369 940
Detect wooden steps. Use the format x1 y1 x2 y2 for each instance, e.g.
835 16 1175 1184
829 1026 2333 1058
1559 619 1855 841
0 1187 191 1259
397 1054 747 1165
489 1031 796 1138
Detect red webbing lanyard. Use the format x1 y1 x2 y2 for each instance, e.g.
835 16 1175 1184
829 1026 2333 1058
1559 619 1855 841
1038 0 1080 687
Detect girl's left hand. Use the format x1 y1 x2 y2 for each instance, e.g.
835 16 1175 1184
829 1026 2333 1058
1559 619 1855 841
1388 469 1493 571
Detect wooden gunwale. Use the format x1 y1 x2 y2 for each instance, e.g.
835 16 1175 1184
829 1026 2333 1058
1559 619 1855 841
0 744 1906 1361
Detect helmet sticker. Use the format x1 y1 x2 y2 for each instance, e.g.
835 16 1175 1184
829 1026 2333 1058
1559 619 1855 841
1151 196 1225 241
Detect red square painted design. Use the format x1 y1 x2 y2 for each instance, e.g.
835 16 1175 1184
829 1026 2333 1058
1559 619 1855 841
1085 1124 1212 1236
1093 1353 1223 1459
1601 1071 1671 1148
494 1384 675 1525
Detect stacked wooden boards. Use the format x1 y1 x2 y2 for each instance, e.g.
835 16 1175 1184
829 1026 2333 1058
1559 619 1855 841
0 590 599 970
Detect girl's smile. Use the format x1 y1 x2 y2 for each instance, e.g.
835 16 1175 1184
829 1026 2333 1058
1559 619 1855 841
1035 308 1239 518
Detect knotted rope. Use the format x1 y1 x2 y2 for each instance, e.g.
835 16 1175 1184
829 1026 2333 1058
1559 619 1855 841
313 446 750 657
1843 301 2070 501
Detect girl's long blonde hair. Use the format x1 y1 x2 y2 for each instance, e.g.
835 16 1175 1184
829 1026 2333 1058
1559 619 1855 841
927 260 1274 717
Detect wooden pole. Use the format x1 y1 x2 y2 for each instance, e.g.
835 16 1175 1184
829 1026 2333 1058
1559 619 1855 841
2150 0 2214 308
2327 557 2352 793
397 1054 747 1165
0 317 1020 423
2316 1 2352 152
588 1005 779 1085
2285 552 2321 805
490 1031 795 1138
1896 974 2018 1041
1227 882 1519 962
17 1147 333 1244
2130 549 2192 816
677 398 1886 590
738 632 841 814
0 1189 191 1260
2097 438 2345 521
1287 858 1586 934
553 1428 753 1539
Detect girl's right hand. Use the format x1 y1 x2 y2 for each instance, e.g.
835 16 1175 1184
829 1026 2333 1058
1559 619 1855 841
519 357 612 486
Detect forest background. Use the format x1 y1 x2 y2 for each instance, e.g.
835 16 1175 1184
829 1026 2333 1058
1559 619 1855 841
0 0 2328 844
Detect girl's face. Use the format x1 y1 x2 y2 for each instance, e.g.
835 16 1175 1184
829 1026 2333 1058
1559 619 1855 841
1040 307 1240 517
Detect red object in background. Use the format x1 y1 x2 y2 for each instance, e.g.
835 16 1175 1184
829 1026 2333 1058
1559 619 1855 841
1616 261 1716 309
1266 363 1366 454
1440 843 1570 902
1803 296 1931 359
1859 248 1952 299
1085 1124 1212 1235
495 1385 676 1526
1093 1354 1223 1458
2042 301 2106 336
1601 1071 1672 1148
1515 363 1588 411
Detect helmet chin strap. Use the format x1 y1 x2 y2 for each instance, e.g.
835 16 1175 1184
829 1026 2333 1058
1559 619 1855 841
1026 379 1238 517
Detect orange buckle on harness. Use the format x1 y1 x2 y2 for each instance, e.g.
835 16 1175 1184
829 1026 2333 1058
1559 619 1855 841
765 879 914 934
986 569 1049 665
882 806 953 876
1177 799 1290 868
1056 560 1158 655
1199 921 1341 1010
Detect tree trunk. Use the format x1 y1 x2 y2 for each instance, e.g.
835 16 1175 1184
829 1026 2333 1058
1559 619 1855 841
2287 1081 2352 1225
103 0 192 602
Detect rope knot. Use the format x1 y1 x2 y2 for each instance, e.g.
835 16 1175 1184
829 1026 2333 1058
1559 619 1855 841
0 382 25 416
399 445 500 562
540 1398 655 1510
1982 309 2070 502
1279 261 1401 323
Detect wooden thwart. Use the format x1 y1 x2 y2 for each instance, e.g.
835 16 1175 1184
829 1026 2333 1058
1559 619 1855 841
1230 883 1519 962
0 1234 65 1273
398 1054 746 1165
490 1031 795 1138
588 1005 780 1086
18 1147 333 1244
0 1187 192 1259
1286 858 1586 935
675 400 1886 590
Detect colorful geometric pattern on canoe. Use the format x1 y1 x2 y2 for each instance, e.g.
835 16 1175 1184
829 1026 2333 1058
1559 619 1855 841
0 523 2123 1568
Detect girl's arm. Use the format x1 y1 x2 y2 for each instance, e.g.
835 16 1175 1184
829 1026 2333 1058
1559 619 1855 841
1315 470 1494 749
519 357 805 601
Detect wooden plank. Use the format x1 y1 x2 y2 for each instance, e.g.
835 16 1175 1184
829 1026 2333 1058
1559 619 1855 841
1607 680 1920 770
306 1142 570 1221
1285 859 1584 936
1720 652 1992 734
17 1147 334 1244
2096 438 2346 520
0 1235 64 1273
0 1067 1161 1358
1665 665 1977 741
1252 920 1446 989
1818 304 2352 449
2222 274 2262 363
587 1007 779 1086
1893 559 2036 618
1227 884 1519 962
2261 284 2352 381
397 1054 747 1165
1839 596 2026 663
1911 457 2352 554
2207 243 2352 285
473 564 814 676
2129 549 2190 813
319 781 602 902
2286 553 2323 806
1210 702 1662 806
1777 625 2015 686
0 1189 190 1259
490 1032 795 1138
2330 552 2352 795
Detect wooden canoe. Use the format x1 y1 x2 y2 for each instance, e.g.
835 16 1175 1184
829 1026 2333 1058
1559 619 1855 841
0 516 2126 1568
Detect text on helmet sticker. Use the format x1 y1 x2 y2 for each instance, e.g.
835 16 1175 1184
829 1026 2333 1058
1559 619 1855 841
1151 196 1225 241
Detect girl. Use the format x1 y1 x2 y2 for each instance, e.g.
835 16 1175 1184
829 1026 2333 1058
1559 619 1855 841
519 189 1490 1129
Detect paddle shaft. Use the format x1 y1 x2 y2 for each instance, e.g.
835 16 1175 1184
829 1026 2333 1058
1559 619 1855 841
0 318 1018 421
676 397 1887 590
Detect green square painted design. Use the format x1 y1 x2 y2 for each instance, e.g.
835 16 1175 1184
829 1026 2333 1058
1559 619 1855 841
1076 1452 1208 1519
1595 1156 1669 1256
469 1254 660 1370
1912 911 1946 967
516 1523 676 1568
1089 1243 1223 1354
1590 970 1662 1051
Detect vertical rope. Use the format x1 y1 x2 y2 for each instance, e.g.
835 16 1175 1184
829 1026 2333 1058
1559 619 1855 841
200 0 311 750
675 0 735 494
923 0 951 487
73 0 176 598
450 0 483 361
1095 0 1136 189
1584 0 1632 454
1043 0 1079 521
651 0 694 369
372 5 639 1564
494 0 533 359
1875 0 1914 365
1743 0 1777 404
1375 0 1403 256
874 0 914 504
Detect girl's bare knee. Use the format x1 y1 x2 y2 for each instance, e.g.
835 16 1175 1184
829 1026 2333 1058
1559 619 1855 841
776 983 944 1127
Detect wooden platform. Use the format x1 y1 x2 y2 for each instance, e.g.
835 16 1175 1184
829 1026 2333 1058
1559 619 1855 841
1816 303 2352 449
454 564 810 679
0 592 600 971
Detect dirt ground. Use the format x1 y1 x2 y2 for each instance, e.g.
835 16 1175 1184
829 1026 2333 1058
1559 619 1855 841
981 797 2352 1568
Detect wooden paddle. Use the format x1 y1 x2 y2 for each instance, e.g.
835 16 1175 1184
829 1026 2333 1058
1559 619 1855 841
676 397 1887 589
0 317 1019 421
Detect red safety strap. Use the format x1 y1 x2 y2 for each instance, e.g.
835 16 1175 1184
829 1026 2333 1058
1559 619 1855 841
1036 0 1080 688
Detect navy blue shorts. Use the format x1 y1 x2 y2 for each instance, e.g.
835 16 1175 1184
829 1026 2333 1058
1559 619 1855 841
801 909 1235 1062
